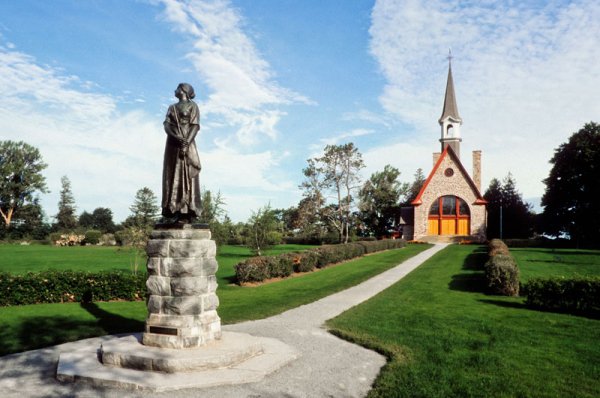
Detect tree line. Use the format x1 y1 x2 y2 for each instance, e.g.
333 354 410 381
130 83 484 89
1 121 599 248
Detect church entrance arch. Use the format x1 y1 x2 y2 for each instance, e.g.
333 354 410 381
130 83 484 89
427 195 470 235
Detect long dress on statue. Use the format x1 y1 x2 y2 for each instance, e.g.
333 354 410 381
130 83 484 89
161 101 201 219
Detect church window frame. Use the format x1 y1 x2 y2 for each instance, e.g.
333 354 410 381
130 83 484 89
428 195 470 235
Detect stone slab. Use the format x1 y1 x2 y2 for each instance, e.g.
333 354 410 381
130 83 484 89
56 331 298 392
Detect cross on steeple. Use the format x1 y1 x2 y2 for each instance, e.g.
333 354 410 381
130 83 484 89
447 48 453 65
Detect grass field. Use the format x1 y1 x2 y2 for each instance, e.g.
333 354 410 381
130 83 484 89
510 247 600 281
327 245 600 398
0 243 430 356
0 243 315 275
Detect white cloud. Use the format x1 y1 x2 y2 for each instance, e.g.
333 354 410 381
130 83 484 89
310 128 376 155
0 45 163 222
157 0 311 146
369 0 600 201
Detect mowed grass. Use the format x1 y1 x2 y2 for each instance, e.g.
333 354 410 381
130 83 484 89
0 243 316 275
327 245 600 398
0 245 137 273
510 247 600 281
0 243 430 356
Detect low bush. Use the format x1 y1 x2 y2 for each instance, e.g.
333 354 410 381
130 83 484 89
235 239 407 284
84 230 102 245
484 254 520 296
523 277 600 317
484 239 519 296
488 238 510 256
0 270 146 306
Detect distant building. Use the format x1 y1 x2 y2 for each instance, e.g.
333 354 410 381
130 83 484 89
401 57 487 242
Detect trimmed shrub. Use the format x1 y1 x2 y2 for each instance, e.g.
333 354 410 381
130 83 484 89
234 257 270 283
293 251 319 273
84 230 102 245
0 270 146 306
235 239 407 284
523 277 600 317
488 239 510 257
484 254 520 296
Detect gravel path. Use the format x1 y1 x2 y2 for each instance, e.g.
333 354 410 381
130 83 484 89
0 244 447 398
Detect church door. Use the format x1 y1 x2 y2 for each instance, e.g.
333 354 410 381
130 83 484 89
427 196 470 235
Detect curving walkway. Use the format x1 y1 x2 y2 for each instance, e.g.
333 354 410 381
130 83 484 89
0 243 448 398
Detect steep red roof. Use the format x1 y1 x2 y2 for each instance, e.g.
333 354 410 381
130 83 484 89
411 146 487 206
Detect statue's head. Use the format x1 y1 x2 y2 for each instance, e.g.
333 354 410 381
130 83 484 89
175 83 195 100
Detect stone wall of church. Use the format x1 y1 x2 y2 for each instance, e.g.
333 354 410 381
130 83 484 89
413 154 486 242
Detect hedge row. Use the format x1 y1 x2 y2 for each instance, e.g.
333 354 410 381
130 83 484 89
523 277 600 317
0 271 146 306
235 239 407 284
484 239 520 296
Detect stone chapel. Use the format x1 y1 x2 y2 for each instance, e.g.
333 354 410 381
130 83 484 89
401 59 487 242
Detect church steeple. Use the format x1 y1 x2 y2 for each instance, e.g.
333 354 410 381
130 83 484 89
439 50 463 158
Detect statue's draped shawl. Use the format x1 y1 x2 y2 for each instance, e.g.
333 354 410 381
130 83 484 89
161 101 201 217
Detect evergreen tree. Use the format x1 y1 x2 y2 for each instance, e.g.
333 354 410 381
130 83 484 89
484 173 534 239
55 176 78 231
128 187 159 229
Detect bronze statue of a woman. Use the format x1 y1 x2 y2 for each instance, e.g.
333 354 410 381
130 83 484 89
161 83 201 224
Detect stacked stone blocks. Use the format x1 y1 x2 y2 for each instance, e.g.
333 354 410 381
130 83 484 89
142 228 221 349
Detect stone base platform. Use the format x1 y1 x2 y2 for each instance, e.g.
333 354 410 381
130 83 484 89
56 332 298 392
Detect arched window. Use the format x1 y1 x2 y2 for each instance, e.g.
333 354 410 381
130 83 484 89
428 195 470 235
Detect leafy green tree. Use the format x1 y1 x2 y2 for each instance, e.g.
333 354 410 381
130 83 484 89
541 122 600 247
199 189 228 247
0 140 48 228
0 197 50 240
127 187 159 229
80 207 116 233
55 176 78 231
358 164 408 237
305 143 365 243
484 173 534 239
245 204 280 256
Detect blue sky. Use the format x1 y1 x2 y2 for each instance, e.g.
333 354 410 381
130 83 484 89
1 0 598 223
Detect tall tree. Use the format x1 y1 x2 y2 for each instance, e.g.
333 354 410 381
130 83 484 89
484 173 534 239
128 187 159 229
309 143 365 243
79 208 115 233
0 141 48 228
541 122 600 247
297 159 328 240
199 189 226 225
358 164 408 237
55 175 78 231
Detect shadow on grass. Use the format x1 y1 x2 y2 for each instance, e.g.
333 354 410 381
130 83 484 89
448 248 488 293
480 298 600 320
478 298 527 310
0 303 143 357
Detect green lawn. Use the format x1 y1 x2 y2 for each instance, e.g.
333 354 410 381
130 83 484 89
510 247 600 281
327 245 600 398
0 243 316 275
0 243 430 356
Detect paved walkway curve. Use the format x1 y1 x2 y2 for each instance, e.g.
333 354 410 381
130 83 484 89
0 244 448 398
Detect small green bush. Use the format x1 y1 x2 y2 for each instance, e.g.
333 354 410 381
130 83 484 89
523 277 600 316
84 230 102 245
235 239 407 284
0 270 146 306
484 254 520 296
488 239 510 256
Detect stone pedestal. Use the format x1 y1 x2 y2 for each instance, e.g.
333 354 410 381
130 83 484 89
142 226 221 349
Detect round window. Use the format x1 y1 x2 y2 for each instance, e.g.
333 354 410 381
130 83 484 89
444 168 454 177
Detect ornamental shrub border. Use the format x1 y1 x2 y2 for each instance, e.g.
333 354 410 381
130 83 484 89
522 277 600 317
484 239 520 296
0 270 146 306
235 239 407 284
